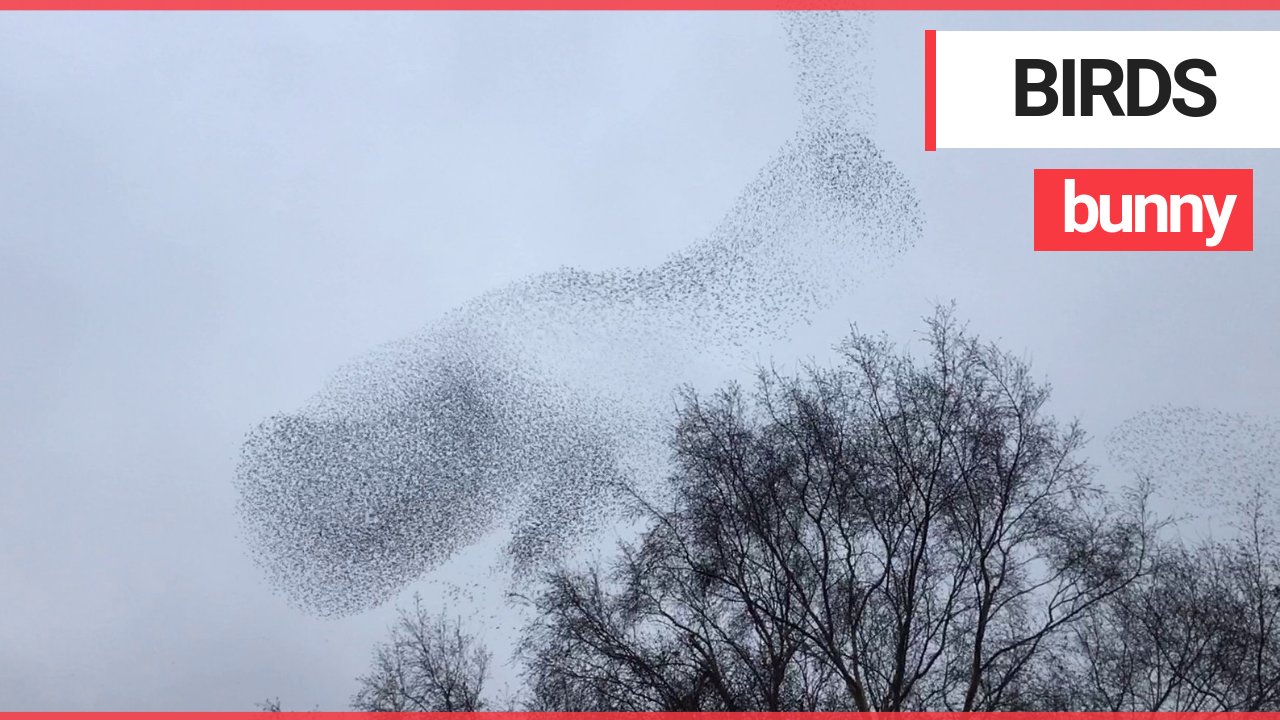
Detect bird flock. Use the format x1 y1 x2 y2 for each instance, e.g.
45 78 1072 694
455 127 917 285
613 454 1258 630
235 12 1275 620
1107 406 1280 532
235 11 922 617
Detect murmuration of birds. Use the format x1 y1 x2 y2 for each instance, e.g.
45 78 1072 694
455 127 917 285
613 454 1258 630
235 11 923 617
1107 406 1280 531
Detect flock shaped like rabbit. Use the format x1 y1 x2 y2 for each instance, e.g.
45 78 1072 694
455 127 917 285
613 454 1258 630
236 12 922 616
237 12 1275 619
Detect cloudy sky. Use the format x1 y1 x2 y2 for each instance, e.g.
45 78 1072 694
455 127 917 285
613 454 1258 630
2 9 1279 710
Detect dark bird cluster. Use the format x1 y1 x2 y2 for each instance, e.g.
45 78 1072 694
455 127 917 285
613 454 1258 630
1108 405 1280 529
235 12 923 616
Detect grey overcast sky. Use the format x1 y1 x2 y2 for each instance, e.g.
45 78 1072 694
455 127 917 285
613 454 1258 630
2 9 1279 711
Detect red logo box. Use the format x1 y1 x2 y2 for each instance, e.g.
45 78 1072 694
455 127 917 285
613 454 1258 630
1034 168 1254 251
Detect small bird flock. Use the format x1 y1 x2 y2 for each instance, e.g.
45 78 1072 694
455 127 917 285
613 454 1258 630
1107 406 1280 532
235 12 923 617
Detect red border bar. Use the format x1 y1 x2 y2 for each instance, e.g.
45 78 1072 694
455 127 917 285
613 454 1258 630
6 0 1280 8
0 707 1274 712
924 28 936 151
2 707 1271 718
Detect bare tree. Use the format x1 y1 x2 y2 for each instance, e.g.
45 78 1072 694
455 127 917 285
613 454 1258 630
1051 485 1280 711
335 308 1278 711
352 595 490 711
519 306 1159 711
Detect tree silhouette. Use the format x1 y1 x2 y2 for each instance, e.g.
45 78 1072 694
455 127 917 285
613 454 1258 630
344 308 1280 712
352 594 490 712
520 307 1159 711
1050 486 1280 711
